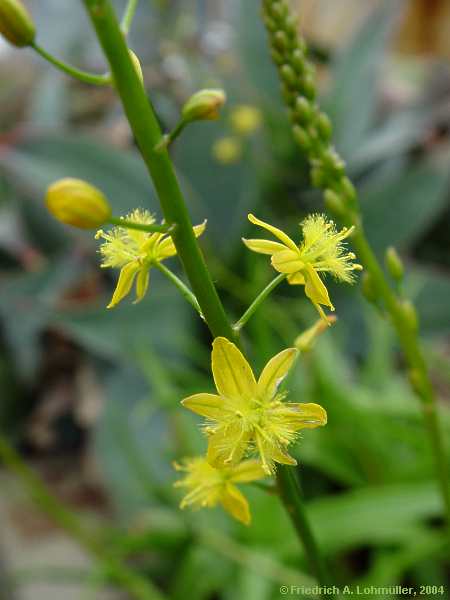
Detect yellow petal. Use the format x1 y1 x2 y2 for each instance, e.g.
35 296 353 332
248 214 298 252
229 459 268 483
287 272 306 285
207 426 250 467
282 402 327 430
181 393 224 419
271 250 304 274
242 238 287 255
266 444 298 467
133 268 150 304
257 348 298 400
304 264 334 309
107 261 140 309
211 337 256 401
221 483 251 525
157 220 206 260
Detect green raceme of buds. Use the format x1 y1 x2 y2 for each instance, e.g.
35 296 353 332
46 178 112 229
0 0 35 47
182 89 226 123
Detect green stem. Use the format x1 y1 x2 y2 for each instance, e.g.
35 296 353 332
121 0 140 35
31 43 111 86
155 120 188 152
261 0 450 529
233 273 286 331
276 466 331 591
82 0 237 344
108 216 173 234
0 434 164 600
154 262 203 318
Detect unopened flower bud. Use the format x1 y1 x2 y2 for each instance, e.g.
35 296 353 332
46 178 111 229
295 316 337 352
0 0 35 47
230 105 262 136
292 125 310 151
362 272 378 304
280 64 297 88
324 189 345 217
400 300 418 333
212 136 242 165
182 89 226 123
385 246 404 282
317 113 333 142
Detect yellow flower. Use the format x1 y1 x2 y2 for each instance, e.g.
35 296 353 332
212 136 242 165
230 105 262 136
174 456 267 525
243 213 362 322
95 209 205 308
181 337 327 474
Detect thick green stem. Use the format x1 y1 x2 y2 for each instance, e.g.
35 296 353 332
32 43 111 86
261 0 450 528
154 262 203 317
234 273 286 331
277 466 331 591
0 434 164 600
82 0 236 344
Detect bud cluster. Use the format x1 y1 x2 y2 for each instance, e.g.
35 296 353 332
261 0 357 214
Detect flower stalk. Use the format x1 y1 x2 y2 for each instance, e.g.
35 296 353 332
82 0 236 343
261 0 450 525
81 0 330 582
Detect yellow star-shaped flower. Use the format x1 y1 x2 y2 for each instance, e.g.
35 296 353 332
243 213 362 321
95 209 205 308
181 337 327 474
174 456 267 525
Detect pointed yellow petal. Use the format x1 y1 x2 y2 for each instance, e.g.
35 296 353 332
133 268 150 304
193 220 207 238
248 214 298 252
242 238 287 255
281 402 327 430
207 426 250 467
257 347 298 400
181 393 224 419
267 444 298 466
157 220 206 260
221 483 251 525
287 272 306 285
211 337 256 401
271 250 304 274
107 261 140 309
304 264 334 308
229 459 268 483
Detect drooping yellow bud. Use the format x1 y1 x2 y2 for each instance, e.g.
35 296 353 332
212 136 242 165
230 105 262 135
182 89 226 122
295 316 337 352
0 0 35 47
46 178 112 229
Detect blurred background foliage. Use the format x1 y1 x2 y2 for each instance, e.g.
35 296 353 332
0 0 450 598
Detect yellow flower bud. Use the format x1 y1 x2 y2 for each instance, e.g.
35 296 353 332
385 246 404 282
295 316 337 352
182 89 226 122
0 0 35 47
212 136 242 165
46 178 112 230
230 105 262 136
